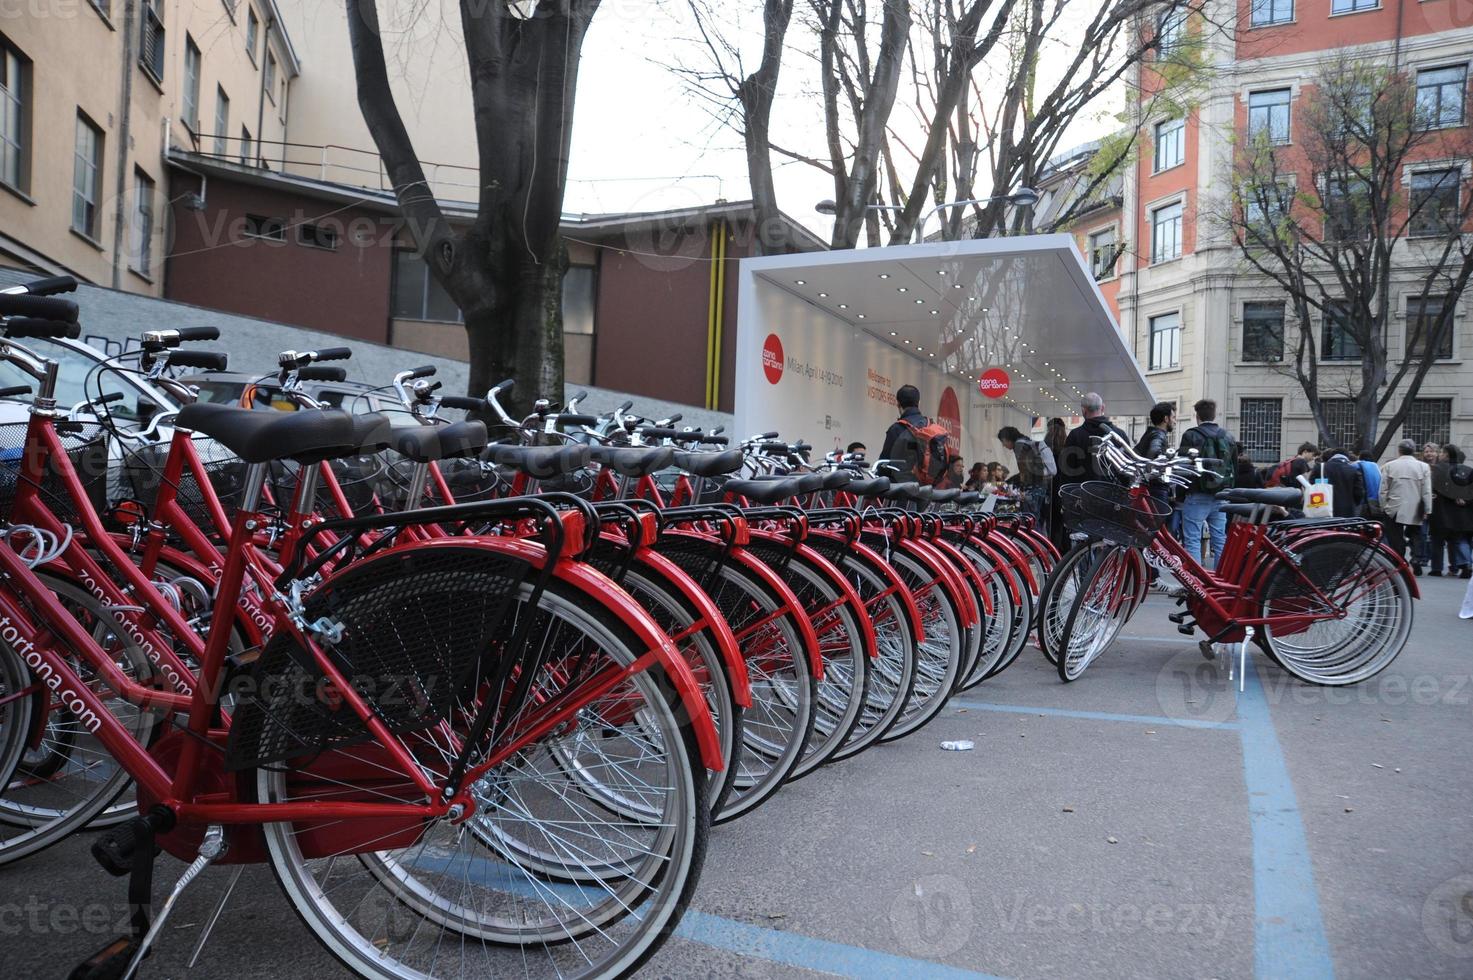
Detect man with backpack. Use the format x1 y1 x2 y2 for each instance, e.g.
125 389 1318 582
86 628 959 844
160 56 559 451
1266 443 1318 487
1177 399 1239 569
997 426 1056 518
879 384 953 488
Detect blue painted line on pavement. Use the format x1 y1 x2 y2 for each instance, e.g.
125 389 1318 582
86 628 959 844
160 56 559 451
1237 655 1336 979
675 910 1006 979
950 699 1240 731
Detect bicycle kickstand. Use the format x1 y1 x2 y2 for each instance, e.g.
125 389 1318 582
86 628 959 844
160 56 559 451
121 826 228 980
1232 627 1253 694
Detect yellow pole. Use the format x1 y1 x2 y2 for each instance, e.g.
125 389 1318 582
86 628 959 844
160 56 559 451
705 221 720 409
710 220 728 411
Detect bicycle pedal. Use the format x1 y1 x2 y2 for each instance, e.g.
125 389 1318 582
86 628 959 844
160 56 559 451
1168 611 1189 624
91 806 174 877
67 937 142 980
1177 623 1196 636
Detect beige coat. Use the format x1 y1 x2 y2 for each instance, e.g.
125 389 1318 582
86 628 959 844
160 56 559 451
1380 455 1432 525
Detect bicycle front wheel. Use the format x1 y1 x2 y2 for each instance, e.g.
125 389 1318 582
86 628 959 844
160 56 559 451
1057 545 1139 682
256 578 708 980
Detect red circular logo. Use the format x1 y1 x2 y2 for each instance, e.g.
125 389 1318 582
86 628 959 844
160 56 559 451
762 333 785 385
978 368 1010 399
937 386 961 441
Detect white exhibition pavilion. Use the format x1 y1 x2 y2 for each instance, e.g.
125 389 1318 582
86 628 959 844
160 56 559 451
732 235 1156 464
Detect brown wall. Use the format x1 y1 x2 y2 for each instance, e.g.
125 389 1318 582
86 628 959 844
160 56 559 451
164 174 393 343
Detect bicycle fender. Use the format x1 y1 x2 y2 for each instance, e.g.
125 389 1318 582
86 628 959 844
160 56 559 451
631 547 753 708
901 538 979 629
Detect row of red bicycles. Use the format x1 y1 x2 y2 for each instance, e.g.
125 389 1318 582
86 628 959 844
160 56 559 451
0 276 1059 979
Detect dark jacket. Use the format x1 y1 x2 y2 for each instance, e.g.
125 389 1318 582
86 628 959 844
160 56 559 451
1313 453 1367 518
1133 425 1170 460
879 405 927 468
1178 422 1240 494
1059 416 1129 485
1431 462 1473 534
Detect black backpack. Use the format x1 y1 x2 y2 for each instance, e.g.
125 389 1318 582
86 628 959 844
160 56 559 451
1186 427 1237 492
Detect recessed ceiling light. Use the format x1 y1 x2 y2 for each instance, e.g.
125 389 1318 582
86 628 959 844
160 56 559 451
938 270 947 276
897 287 908 293
889 331 897 336
953 284 962 289
878 273 890 279
838 303 848 309
916 345 923 351
818 292 828 298
795 280 806 285
915 299 924 305
930 310 939 315
904 339 911 344
857 314 865 319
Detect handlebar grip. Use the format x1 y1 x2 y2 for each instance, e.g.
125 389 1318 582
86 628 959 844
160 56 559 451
0 385 31 398
441 395 487 412
312 346 352 362
757 441 789 453
297 364 345 382
0 294 79 322
491 378 515 394
175 326 220 342
558 414 600 426
758 431 779 440
92 391 127 406
639 426 682 440
22 276 78 296
169 350 229 371
2 317 81 340
794 441 812 453
698 435 729 446
666 413 682 424
616 399 633 412
405 364 436 380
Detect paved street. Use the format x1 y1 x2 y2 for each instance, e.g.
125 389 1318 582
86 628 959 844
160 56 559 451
3 576 1470 979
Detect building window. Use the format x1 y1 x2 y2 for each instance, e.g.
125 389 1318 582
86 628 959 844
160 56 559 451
72 113 103 239
0 40 31 194
1402 398 1452 446
1321 302 1362 361
1248 88 1292 144
1406 294 1453 360
246 8 259 63
130 169 154 276
1320 398 1358 450
1250 0 1292 26
265 53 277 103
242 213 284 241
214 87 230 156
1154 117 1185 172
139 0 165 82
1409 168 1461 237
182 35 201 133
1151 200 1183 263
1416 65 1467 129
297 222 339 250
240 125 252 166
1242 301 1285 362
1148 312 1181 370
1156 5 1188 57
1323 174 1371 241
1239 398 1283 464
1330 0 1377 11
1087 226 1118 280
1244 180 1291 236
563 264 596 386
391 248 462 322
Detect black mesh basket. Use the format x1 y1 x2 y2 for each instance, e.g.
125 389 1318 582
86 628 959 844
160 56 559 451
1060 481 1170 549
0 421 109 525
122 434 253 529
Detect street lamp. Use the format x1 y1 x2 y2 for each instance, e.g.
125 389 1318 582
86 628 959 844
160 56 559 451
814 199 904 217
914 188 1040 243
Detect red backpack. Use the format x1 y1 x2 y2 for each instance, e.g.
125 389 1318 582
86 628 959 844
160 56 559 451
1266 458 1296 487
896 418 954 486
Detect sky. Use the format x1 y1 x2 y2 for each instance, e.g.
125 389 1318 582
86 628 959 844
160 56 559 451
564 0 1122 240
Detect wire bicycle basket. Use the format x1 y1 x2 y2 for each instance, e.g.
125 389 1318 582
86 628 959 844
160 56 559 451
1060 480 1170 549
0 421 109 525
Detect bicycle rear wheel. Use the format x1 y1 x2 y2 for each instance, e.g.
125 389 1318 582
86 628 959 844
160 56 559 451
0 642 30 823
824 550 916 762
1057 545 1139 682
880 548 964 742
1036 539 1112 667
255 577 708 980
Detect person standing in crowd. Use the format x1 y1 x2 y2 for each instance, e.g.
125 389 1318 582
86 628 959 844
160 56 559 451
1355 450 1381 511
1133 402 1176 460
846 441 867 457
996 426 1055 518
1235 455 1264 489
879 384 926 467
935 456 966 490
1267 442 1319 487
1044 417 1069 545
964 462 987 491
1059 393 1129 485
1430 445 1473 578
1380 439 1433 573
1313 448 1368 518
1177 399 1238 568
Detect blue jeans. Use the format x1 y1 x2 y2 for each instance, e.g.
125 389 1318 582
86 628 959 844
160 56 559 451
1181 493 1226 569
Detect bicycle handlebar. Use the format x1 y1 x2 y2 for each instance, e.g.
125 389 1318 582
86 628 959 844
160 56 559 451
168 350 229 371
1 275 77 296
0 294 79 323
0 384 32 398
296 364 345 382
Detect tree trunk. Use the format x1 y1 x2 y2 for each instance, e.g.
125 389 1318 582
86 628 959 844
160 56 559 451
461 243 568 418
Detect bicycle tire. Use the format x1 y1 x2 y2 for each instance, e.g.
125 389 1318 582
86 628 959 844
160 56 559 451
1057 545 1139 682
1036 539 1113 666
879 548 965 742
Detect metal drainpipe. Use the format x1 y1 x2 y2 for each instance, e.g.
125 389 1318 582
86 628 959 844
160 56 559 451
110 0 138 288
255 16 274 167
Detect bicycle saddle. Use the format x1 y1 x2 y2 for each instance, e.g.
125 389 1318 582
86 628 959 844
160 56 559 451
931 488 961 504
844 476 890 497
956 491 981 506
725 478 802 505
389 420 489 463
1216 487 1301 507
485 444 591 479
672 449 743 478
351 413 394 454
588 446 674 477
882 482 923 502
176 402 357 464
821 470 853 490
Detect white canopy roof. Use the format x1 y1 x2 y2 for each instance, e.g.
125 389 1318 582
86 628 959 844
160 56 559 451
743 235 1155 419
